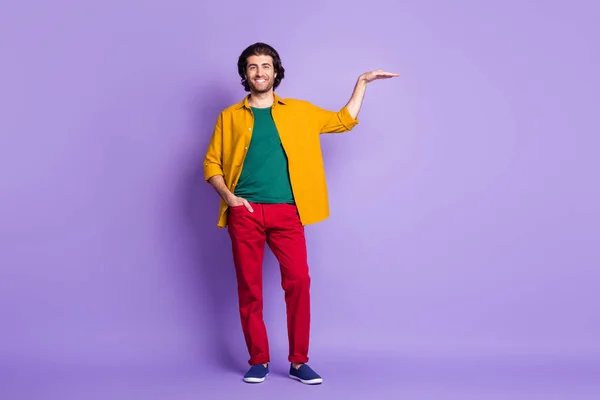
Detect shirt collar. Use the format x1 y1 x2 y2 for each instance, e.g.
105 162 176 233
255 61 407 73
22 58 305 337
235 92 287 109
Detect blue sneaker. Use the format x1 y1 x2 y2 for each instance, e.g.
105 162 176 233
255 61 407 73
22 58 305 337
243 363 269 383
289 363 323 384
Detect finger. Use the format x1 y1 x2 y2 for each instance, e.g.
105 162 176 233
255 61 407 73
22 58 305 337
244 200 254 213
374 74 399 80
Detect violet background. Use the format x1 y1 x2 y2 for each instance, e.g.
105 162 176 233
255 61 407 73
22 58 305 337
1 0 599 398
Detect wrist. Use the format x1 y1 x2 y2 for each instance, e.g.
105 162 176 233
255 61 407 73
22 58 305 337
223 191 235 205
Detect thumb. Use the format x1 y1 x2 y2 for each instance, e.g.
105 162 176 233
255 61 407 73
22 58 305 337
244 200 254 213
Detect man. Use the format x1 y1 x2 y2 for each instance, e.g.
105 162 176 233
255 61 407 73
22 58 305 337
203 42 398 384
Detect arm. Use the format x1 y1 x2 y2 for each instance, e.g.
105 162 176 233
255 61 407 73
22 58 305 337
316 69 399 133
203 113 254 212
207 175 235 205
346 69 400 119
344 75 368 120
204 113 224 181
207 175 254 212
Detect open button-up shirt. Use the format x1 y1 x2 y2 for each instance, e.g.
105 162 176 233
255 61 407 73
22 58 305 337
204 92 359 228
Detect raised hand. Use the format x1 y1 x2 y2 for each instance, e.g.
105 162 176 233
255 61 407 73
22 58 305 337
361 69 400 83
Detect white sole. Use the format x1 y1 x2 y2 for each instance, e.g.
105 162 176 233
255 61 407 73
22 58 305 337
289 374 323 385
244 373 268 383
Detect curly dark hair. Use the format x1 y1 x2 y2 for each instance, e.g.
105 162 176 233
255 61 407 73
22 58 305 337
237 42 285 92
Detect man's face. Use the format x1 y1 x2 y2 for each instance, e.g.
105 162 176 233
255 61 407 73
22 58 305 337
245 54 277 94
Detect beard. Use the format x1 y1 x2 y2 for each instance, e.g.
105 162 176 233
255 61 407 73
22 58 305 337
248 77 275 94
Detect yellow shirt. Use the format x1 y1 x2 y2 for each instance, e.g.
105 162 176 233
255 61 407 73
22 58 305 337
204 92 359 228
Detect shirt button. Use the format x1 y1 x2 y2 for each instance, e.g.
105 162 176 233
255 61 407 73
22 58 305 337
248 128 251 130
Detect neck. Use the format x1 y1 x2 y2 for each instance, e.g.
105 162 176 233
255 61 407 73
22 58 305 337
248 90 274 108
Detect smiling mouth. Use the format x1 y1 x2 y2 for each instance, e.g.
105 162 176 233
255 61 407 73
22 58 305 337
255 79 267 83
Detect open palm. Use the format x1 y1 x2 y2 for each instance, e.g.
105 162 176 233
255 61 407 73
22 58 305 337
362 69 400 83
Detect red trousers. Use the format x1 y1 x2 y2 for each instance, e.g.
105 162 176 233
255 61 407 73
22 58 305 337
227 202 311 365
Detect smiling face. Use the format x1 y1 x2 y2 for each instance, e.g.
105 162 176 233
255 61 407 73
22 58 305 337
245 54 277 95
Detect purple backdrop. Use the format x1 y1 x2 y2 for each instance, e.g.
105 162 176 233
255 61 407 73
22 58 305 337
1 0 599 398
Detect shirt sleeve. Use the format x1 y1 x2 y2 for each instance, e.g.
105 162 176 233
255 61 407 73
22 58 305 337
309 103 360 134
203 113 224 181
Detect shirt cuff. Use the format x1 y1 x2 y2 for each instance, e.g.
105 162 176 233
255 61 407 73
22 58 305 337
340 106 359 130
204 163 223 181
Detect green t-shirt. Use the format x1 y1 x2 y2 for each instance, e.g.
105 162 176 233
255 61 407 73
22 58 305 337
233 106 295 204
